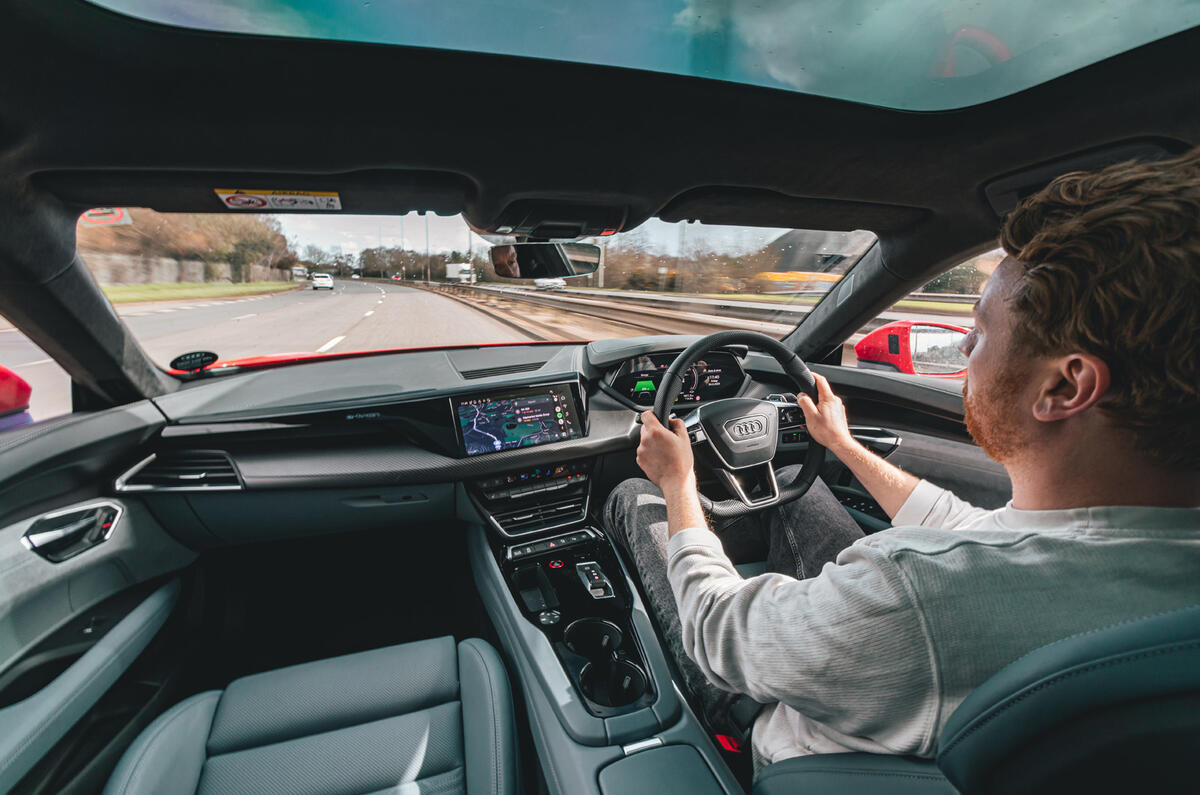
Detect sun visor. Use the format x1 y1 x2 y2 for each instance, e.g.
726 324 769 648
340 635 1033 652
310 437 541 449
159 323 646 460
32 170 473 217
657 188 928 234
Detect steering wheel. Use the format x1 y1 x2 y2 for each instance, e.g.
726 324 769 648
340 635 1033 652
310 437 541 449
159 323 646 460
652 330 825 519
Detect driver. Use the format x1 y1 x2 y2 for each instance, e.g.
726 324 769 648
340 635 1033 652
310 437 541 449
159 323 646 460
604 150 1200 774
492 245 520 278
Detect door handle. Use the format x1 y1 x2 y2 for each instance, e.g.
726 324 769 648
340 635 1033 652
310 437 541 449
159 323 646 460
22 503 122 563
849 426 902 457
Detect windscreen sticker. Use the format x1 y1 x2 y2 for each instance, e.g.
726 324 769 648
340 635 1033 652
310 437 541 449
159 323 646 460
214 189 341 210
79 207 132 226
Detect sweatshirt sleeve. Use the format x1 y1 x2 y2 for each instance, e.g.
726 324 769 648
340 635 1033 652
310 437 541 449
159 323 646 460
891 479 993 531
666 528 940 754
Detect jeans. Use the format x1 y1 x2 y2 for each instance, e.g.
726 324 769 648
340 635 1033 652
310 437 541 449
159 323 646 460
602 467 865 731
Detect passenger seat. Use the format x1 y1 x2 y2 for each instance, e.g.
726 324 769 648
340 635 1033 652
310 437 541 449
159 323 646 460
103 636 517 795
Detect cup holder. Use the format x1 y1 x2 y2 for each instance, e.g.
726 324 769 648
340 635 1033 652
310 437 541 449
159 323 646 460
564 619 623 659
579 659 648 707
564 619 648 707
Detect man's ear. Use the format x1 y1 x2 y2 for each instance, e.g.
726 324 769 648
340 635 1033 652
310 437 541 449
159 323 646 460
1032 354 1111 422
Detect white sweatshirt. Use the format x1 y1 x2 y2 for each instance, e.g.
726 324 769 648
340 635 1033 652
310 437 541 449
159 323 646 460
665 480 1200 771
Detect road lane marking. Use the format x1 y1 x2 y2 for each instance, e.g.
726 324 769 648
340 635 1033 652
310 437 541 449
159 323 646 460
377 299 384 304
317 335 345 353
364 310 374 316
234 313 257 320
20 358 54 367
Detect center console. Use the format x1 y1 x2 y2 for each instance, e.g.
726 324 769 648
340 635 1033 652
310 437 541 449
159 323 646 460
503 525 655 716
459 382 740 793
470 461 655 718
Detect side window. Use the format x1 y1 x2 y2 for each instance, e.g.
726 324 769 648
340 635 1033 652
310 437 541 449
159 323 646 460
844 249 1001 379
0 317 72 433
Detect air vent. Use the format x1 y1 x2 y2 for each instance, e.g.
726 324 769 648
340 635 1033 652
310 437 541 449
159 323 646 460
459 361 546 380
116 450 242 492
490 495 586 535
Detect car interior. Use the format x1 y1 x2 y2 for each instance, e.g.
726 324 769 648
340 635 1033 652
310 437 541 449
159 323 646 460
1 1 1198 794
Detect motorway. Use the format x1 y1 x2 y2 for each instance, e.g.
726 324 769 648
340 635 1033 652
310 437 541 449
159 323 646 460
1 278 970 422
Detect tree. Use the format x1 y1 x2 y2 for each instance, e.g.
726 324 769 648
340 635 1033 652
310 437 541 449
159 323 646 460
303 245 330 267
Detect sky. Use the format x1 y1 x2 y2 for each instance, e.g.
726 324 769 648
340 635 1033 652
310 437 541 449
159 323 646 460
274 213 794 257
276 213 482 257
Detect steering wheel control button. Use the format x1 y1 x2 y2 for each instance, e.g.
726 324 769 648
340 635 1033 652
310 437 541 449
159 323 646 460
548 559 564 569
538 610 561 626
576 561 615 599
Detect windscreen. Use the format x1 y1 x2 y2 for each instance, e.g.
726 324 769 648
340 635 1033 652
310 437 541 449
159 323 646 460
76 209 873 369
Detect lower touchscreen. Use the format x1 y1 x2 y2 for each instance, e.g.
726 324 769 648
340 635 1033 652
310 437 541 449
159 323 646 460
455 384 581 456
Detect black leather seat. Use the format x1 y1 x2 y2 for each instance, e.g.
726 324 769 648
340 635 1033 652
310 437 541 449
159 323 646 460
752 603 1200 794
102 636 518 795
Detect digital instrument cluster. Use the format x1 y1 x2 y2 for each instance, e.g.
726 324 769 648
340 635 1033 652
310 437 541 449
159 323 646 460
609 351 744 406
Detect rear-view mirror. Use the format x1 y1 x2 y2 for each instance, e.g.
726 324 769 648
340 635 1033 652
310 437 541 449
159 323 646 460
489 242 600 280
854 320 969 377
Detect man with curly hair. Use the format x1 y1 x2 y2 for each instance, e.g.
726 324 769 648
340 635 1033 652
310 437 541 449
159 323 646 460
606 149 1200 772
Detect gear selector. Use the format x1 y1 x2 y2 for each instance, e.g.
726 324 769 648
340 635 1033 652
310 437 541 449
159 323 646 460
576 560 615 599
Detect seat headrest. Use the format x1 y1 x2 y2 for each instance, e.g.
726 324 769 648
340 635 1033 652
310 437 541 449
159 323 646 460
937 603 1200 794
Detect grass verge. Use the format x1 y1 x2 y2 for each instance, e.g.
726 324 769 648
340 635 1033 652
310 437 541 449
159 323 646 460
101 281 300 303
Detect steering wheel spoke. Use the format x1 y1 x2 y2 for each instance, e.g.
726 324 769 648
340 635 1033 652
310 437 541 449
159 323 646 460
714 462 781 508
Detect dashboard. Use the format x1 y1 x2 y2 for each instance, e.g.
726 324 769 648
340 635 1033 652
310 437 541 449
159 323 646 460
133 338 963 499
608 350 744 406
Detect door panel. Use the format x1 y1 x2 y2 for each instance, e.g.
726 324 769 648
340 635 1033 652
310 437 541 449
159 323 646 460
884 432 1010 509
0 401 194 792
0 580 179 792
0 498 194 676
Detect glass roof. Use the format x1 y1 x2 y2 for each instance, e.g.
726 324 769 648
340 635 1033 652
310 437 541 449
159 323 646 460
86 0 1199 111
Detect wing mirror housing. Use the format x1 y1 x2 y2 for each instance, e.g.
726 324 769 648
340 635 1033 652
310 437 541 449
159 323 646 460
489 242 600 280
854 320 969 378
0 365 33 431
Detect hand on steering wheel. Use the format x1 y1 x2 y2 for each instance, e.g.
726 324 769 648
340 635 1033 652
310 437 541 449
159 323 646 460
648 330 825 518
635 411 694 492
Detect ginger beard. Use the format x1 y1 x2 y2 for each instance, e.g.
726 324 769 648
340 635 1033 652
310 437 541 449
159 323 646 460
962 362 1031 464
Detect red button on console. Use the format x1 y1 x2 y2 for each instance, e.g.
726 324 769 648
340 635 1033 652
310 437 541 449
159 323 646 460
548 560 565 569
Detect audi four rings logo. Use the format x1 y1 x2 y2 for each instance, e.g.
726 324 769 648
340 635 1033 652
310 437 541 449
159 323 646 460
728 417 766 440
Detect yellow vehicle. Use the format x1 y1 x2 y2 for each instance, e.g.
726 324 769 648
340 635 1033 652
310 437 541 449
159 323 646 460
749 270 843 293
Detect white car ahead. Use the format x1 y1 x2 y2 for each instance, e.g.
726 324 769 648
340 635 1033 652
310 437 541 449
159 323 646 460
311 273 334 290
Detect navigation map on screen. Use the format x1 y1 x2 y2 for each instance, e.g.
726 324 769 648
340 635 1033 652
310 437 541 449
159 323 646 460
455 385 581 456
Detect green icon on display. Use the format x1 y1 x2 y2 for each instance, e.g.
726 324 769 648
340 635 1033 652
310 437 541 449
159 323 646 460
633 380 657 393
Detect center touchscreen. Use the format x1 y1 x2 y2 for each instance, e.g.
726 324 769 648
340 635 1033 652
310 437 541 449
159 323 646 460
454 383 582 456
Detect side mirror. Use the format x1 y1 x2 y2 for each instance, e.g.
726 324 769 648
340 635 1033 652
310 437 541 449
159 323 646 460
489 242 601 280
0 365 34 431
854 320 969 377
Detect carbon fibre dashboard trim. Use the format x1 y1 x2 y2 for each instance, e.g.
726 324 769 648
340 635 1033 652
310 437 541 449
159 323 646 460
225 389 634 489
